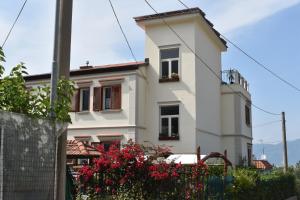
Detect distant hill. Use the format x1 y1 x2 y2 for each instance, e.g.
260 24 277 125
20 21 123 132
253 139 300 166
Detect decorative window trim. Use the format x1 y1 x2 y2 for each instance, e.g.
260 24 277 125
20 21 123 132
99 77 124 87
76 81 93 88
97 136 123 142
100 109 122 113
157 100 181 105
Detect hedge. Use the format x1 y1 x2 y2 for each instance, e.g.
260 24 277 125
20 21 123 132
231 169 296 200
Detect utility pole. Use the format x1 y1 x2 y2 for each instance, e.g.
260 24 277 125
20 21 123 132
50 0 73 199
281 112 288 173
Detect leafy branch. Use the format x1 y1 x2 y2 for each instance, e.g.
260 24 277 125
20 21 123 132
0 47 74 123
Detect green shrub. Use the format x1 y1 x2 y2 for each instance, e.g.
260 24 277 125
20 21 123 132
207 165 224 177
294 162 300 198
231 169 260 200
232 169 296 200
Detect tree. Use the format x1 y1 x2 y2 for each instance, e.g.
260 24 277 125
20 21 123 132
0 47 74 122
296 161 300 169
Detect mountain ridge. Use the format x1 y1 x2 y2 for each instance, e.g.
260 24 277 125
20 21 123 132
253 138 300 166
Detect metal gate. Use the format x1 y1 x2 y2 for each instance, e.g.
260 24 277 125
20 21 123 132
204 175 233 200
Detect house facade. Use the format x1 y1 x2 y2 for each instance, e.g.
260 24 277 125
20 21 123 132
25 8 252 166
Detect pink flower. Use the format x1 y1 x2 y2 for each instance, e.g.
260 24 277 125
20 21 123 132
95 187 101 193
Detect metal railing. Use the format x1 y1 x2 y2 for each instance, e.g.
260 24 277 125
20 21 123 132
222 69 249 92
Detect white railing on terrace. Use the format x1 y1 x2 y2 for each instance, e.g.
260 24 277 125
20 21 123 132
222 69 249 92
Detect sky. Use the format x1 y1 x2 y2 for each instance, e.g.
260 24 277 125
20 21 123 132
0 0 300 144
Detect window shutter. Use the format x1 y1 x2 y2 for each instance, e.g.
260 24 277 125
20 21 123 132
112 85 121 109
93 87 102 111
71 89 80 112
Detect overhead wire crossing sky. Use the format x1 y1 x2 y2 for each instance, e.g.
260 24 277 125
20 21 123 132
144 0 281 117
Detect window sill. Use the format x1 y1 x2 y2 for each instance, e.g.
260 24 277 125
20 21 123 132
159 135 179 141
100 109 122 113
159 77 180 83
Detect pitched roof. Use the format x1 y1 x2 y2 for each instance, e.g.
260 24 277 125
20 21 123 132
24 61 147 81
253 160 273 170
66 140 100 157
134 7 226 47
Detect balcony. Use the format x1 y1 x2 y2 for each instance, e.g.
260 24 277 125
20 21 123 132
222 69 249 92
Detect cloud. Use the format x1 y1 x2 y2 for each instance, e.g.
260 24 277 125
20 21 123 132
0 0 299 74
209 0 300 33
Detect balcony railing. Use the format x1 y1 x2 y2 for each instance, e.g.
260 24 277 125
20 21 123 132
222 69 249 91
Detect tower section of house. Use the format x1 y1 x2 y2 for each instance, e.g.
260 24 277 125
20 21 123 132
221 69 253 166
134 8 227 154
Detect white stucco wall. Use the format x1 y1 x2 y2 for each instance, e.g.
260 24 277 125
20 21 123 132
194 19 224 154
68 72 138 143
143 20 197 153
136 66 147 144
26 71 141 144
221 84 252 165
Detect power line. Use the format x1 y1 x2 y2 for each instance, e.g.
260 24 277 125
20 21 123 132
253 120 282 128
177 0 300 92
177 0 189 9
221 34 300 92
1 0 28 48
108 0 137 62
144 0 281 116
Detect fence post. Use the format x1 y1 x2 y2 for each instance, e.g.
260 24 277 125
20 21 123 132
0 126 3 200
224 150 227 176
197 146 201 162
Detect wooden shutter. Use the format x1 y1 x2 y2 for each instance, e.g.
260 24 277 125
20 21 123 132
93 87 102 111
112 85 121 109
71 89 80 112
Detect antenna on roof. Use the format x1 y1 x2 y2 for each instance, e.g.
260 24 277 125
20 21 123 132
80 60 93 69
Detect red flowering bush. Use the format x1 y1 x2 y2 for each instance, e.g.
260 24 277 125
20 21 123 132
149 162 182 180
77 141 208 200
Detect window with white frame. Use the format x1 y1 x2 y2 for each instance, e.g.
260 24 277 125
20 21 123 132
159 105 179 139
80 87 90 111
160 48 180 80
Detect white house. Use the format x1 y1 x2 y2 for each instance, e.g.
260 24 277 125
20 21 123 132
25 8 252 166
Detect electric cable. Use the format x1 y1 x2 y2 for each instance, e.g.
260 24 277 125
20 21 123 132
1 0 28 48
108 0 137 62
144 0 281 116
177 0 300 92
